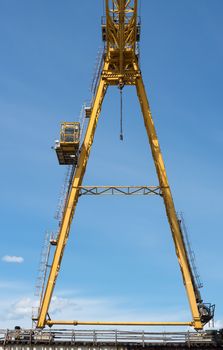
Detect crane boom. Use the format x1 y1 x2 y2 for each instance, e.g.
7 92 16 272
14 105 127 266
35 0 214 330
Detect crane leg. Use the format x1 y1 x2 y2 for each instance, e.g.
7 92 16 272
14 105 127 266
37 75 108 328
135 75 203 330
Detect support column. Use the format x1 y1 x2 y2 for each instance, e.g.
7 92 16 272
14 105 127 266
135 75 202 330
37 74 108 328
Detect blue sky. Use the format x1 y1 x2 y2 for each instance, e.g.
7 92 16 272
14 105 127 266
0 0 223 330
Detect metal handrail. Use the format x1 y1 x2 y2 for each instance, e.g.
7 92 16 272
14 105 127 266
0 329 221 345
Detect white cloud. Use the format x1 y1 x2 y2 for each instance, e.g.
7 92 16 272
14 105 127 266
0 291 220 333
0 295 80 323
50 295 81 314
2 255 24 263
0 291 198 332
213 320 223 329
7 298 35 320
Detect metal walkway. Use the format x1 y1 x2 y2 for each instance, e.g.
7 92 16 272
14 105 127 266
1 329 223 349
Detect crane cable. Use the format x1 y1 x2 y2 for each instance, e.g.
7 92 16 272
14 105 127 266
119 86 124 141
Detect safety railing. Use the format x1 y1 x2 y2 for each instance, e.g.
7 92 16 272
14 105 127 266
0 329 222 345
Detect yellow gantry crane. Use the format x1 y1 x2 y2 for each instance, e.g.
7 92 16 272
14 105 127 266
35 0 214 330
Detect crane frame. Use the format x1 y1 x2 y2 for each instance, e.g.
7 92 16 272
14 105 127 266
35 0 212 330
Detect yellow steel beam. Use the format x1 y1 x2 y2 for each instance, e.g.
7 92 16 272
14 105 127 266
37 65 108 328
135 71 202 330
46 320 193 327
105 0 138 82
119 0 125 75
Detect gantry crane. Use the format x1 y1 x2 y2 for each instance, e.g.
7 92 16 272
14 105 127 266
34 0 214 330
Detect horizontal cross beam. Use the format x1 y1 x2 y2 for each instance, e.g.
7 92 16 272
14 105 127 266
46 319 193 327
77 186 162 196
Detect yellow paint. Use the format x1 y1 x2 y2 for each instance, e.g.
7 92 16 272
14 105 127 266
37 1 207 330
